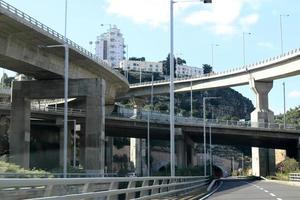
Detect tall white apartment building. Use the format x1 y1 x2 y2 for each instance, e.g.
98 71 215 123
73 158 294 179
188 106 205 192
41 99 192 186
176 65 203 77
119 60 163 73
95 25 125 68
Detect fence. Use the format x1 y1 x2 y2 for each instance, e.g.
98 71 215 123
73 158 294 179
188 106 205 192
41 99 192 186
0 176 209 199
112 106 299 131
289 173 300 182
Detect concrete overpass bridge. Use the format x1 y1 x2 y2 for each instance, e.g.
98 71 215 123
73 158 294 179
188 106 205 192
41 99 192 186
1 103 299 176
0 0 129 172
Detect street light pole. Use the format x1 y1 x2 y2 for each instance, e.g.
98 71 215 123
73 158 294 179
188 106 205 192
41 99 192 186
169 0 212 178
280 14 289 54
283 82 286 128
190 81 193 118
209 125 212 176
169 0 175 177
243 32 251 67
63 0 69 178
203 96 219 176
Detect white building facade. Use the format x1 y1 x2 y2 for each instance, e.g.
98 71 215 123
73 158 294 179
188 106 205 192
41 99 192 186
119 60 163 73
95 25 125 68
176 65 203 77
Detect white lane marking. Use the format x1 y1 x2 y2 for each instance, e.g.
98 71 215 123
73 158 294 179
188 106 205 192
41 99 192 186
264 190 269 193
270 193 276 197
260 188 264 190
199 181 223 200
276 198 282 200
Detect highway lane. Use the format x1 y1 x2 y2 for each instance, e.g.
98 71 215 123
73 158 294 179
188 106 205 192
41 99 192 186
206 179 300 200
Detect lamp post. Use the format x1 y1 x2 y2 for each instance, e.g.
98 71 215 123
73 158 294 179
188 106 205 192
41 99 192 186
147 73 154 176
169 0 212 178
280 14 289 54
190 81 193 118
211 44 219 68
283 82 286 128
63 0 69 178
203 96 219 176
243 32 251 67
89 41 93 53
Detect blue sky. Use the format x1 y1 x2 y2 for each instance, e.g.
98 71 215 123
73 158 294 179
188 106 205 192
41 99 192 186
3 0 300 114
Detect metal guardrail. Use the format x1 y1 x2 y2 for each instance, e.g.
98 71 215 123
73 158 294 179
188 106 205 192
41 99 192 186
0 173 117 178
0 176 209 199
289 173 300 182
129 47 300 88
112 106 300 131
0 102 86 116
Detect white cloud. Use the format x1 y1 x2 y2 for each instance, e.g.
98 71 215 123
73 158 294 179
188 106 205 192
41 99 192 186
288 90 300 98
106 0 266 34
106 0 192 27
184 0 263 35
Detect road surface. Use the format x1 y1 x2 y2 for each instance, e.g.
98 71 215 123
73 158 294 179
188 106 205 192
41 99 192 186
207 179 300 200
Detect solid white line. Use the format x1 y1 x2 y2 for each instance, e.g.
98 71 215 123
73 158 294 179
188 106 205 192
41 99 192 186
270 193 276 197
276 198 282 200
199 181 223 200
260 188 263 190
264 190 269 193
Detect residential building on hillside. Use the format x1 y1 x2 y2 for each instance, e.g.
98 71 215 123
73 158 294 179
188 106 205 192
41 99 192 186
95 25 125 68
119 60 163 73
176 65 203 77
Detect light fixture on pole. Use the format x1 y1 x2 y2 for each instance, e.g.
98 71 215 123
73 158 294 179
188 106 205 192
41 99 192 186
243 32 251 67
169 0 212 178
203 96 220 176
280 14 289 54
211 43 219 68
89 41 93 53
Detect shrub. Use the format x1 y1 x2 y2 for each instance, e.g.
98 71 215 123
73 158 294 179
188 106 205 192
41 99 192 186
276 157 299 174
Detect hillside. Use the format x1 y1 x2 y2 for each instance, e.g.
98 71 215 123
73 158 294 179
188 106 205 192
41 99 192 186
120 70 255 120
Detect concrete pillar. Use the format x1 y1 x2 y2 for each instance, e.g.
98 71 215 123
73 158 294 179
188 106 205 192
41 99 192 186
252 147 275 176
297 137 300 162
84 79 106 174
176 137 186 169
250 80 274 127
250 80 275 176
9 81 31 169
105 137 113 173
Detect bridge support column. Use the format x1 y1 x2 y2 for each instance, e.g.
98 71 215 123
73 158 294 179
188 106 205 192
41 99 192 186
250 80 274 127
250 80 275 176
297 137 300 162
130 138 147 176
9 79 106 173
176 135 186 169
105 137 113 173
9 82 31 169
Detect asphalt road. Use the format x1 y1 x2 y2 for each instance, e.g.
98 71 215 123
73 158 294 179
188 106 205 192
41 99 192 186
206 179 300 200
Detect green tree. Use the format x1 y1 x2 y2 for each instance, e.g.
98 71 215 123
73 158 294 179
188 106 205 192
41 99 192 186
162 54 177 77
202 64 213 74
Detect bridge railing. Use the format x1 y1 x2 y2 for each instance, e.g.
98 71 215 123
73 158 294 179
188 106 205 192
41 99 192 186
0 102 86 116
0 176 209 200
289 173 300 182
112 106 299 131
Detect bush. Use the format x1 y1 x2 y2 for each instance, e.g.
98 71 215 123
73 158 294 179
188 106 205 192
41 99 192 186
0 161 51 178
276 157 299 174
